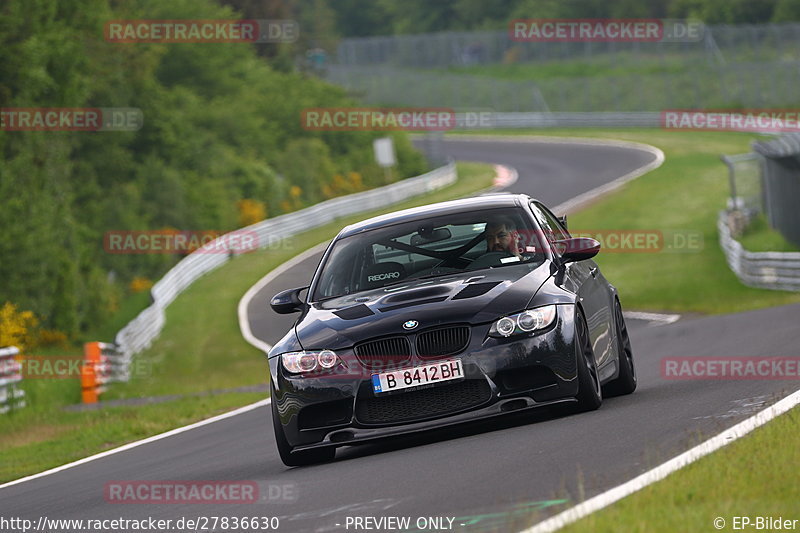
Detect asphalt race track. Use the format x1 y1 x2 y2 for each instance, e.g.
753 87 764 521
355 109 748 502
3 137 800 533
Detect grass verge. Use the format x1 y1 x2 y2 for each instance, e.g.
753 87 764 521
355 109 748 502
456 129 800 314
443 52 697 81
738 214 800 253
555 406 800 533
0 161 496 483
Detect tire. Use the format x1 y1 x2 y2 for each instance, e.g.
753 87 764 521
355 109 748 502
574 308 602 411
603 299 637 397
271 389 335 467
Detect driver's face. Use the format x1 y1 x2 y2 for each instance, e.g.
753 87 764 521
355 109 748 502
485 224 515 252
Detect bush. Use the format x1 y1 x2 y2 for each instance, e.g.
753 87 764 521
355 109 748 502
0 302 39 352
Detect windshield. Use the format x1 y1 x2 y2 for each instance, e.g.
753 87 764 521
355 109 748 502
311 207 546 300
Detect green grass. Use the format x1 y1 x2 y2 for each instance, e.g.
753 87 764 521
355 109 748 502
356 50 799 112
456 129 800 314
555 406 800 533
0 161 497 482
738 214 800 253
444 52 696 81
82 290 152 345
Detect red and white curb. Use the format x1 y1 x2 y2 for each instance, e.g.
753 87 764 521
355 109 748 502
493 164 518 189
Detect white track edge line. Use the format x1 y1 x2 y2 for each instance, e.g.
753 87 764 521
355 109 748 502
443 134 665 215
522 387 800 533
551 145 664 216
0 398 271 491
238 241 332 354
0 139 655 489
623 311 681 325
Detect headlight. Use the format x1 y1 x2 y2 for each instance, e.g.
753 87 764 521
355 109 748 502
281 350 340 373
489 305 557 338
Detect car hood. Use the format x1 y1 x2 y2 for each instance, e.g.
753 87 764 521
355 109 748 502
295 262 554 350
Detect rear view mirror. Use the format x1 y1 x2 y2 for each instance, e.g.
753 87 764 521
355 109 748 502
410 227 451 246
558 215 568 229
555 237 600 263
270 286 308 314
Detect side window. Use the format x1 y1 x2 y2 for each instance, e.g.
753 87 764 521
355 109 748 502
538 203 571 239
530 202 570 252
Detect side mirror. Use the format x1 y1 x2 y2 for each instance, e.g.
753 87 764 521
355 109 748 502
270 286 308 314
555 237 600 263
558 215 568 229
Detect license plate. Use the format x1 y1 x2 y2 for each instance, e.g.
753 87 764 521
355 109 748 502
371 359 463 394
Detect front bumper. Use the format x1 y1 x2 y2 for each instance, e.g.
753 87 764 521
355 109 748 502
269 304 578 450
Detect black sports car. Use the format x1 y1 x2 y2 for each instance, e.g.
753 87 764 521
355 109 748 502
267 193 636 466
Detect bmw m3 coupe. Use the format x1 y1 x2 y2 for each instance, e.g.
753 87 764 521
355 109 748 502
267 193 636 466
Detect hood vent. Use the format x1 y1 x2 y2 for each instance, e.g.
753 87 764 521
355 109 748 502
379 296 448 312
333 304 374 320
452 281 501 300
381 285 450 304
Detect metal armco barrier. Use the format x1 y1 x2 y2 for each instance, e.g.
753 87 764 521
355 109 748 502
452 112 662 129
81 342 128 404
718 212 800 291
0 346 25 414
719 149 800 291
110 162 457 384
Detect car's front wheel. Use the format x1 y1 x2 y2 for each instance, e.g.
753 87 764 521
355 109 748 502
574 308 602 411
271 387 335 467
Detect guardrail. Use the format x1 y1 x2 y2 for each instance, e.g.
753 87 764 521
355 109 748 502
718 211 800 291
0 346 26 414
719 151 800 291
452 112 662 129
112 162 457 378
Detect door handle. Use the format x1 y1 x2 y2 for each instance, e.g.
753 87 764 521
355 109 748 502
589 267 597 278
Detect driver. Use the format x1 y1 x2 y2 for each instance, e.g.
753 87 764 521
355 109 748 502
484 217 521 258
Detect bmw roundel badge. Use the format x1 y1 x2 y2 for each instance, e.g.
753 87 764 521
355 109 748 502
402 320 419 330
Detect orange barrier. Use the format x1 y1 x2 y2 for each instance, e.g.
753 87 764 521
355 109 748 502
81 342 113 404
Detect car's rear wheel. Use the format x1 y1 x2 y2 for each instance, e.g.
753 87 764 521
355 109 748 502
603 299 637 397
271 389 335 467
575 308 602 411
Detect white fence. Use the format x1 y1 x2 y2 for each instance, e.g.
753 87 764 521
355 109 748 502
0 346 25 414
95 342 130 384
113 162 458 369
